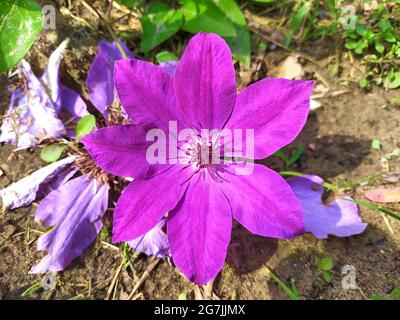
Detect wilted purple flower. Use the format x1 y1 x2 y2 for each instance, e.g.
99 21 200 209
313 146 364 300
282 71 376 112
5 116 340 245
288 175 367 238
0 39 88 149
1 40 172 273
82 33 314 284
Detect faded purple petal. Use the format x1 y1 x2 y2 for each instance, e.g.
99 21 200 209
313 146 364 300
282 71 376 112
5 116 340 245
364 187 400 203
168 172 232 284
0 60 66 149
288 175 367 239
112 165 191 242
0 40 87 148
30 175 109 273
115 59 187 130
0 156 76 211
175 33 236 130
128 219 170 258
219 163 304 239
159 61 178 75
225 78 314 159
87 40 133 114
82 124 167 179
40 39 87 118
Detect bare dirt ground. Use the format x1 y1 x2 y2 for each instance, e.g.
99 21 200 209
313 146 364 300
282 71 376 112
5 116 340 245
0 1 399 300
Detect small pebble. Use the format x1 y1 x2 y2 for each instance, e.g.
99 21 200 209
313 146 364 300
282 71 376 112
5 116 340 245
3 225 16 239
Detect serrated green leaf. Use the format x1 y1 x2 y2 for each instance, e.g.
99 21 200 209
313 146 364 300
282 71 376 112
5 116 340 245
140 2 183 52
75 114 96 140
156 50 179 64
0 0 44 73
40 144 66 163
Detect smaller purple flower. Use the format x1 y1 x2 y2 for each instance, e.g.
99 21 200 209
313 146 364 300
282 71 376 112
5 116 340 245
1 39 173 273
0 39 88 149
288 175 367 238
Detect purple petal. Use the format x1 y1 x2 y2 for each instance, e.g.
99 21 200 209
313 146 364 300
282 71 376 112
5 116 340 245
115 59 187 130
128 219 170 258
175 33 236 130
30 175 109 273
82 124 167 179
112 165 191 242
40 39 88 128
167 172 232 284
219 163 304 239
0 156 76 211
159 61 178 75
225 78 314 159
287 175 367 239
0 60 66 149
86 40 133 114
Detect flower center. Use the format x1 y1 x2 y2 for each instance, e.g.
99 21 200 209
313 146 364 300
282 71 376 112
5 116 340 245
185 138 220 168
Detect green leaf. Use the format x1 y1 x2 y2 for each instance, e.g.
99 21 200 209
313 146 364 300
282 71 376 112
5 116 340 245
374 41 385 53
383 30 396 43
359 78 370 89
116 0 144 8
155 50 179 64
178 293 187 300
140 2 183 52
40 144 66 163
322 271 332 283
385 71 400 89
371 138 381 150
289 2 311 32
318 258 333 271
287 145 304 165
253 0 275 3
181 0 250 66
268 269 300 300
21 282 42 298
75 114 96 140
378 19 391 32
0 0 44 73
211 0 251 66
181 0 237 37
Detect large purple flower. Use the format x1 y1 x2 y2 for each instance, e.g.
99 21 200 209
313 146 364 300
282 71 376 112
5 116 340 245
82 33 314 284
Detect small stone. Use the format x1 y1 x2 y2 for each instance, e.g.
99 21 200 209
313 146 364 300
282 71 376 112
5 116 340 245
3 225 16 239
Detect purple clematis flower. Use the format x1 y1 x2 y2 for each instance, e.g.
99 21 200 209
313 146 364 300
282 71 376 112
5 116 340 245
82 33 315 284
1 40 172 273
0 39 88 149
288 175 367 238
